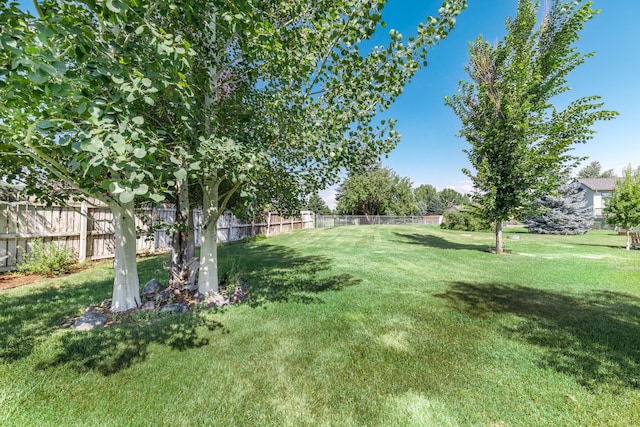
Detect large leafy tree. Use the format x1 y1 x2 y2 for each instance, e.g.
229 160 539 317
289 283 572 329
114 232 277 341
1 1 194 311
154 0 468 294
414 184 438 215
523 180 593 234
605 167 640 250
438 187 470 210
336 166 417 219
445 0 617 254
3 0 468 300
414 184 469 215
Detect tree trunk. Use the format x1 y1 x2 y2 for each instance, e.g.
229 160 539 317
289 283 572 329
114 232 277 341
109 200 141 312
168 179 197 288
626 230 631 251
198 177 220 295
495 221 504 255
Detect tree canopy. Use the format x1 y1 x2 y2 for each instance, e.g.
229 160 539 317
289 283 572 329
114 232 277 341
2 0 469 305
336 166 417 218
445 0 617 254
413 184 469 215
1 0 195 310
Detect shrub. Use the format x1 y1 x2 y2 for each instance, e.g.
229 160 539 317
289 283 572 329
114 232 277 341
17 239 78 276
440 208 491 232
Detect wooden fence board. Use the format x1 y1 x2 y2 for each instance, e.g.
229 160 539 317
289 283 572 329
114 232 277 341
0 201 313 272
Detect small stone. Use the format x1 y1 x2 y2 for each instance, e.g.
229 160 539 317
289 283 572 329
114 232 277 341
180 283 199 292
142 279 163 296
160 303 189 314
74 312 107 331
207 293 229 308
140 301 155 311
230 286 246 304
157 289 172 301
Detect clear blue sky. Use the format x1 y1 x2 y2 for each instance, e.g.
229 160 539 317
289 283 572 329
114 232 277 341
17 1 639 208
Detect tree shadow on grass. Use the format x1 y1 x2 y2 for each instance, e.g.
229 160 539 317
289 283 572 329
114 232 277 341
393 232 493 252
0 256 170 364
0 243 358 373
221 243 362 306
435 282 640 391
36 310 223 376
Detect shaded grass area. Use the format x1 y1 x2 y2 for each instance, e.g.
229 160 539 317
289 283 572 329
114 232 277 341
437 282 640 391
1 226 639 426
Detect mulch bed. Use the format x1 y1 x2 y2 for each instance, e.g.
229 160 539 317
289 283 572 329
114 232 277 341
0 265 93 291
0 273 45 291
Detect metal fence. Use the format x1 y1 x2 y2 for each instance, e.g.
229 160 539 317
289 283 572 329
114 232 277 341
315 215 442 228
0 201 314 272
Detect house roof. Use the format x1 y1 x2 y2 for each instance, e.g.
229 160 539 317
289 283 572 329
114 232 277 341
576 178 618 192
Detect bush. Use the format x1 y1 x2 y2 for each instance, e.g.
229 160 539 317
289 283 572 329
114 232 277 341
17 239 78 276
440 208 491 232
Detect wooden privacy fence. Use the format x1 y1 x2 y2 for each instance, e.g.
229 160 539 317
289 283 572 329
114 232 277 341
0 201 314 272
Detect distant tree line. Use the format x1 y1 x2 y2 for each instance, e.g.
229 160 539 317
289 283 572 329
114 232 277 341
304 165 470 218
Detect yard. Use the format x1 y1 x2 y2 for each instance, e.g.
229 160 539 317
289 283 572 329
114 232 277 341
1 226 638 426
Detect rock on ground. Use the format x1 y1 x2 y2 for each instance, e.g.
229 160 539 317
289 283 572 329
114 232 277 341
74 311 107 331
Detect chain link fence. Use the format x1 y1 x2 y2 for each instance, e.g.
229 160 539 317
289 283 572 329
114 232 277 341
315 215 441 228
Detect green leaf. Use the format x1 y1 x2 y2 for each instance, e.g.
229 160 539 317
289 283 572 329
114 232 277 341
28 70 47 84
119 190 135 204
149 193 165 203
132 116 144 125
79 139 102 154
111 135 127 156
133 147 146 158
106 0 123 13
133 183 148 195
174 168 188 180
108 182 125 194
36 120 54 130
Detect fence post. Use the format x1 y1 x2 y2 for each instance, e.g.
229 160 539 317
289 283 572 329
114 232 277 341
266 212 271 236
78 202 88 263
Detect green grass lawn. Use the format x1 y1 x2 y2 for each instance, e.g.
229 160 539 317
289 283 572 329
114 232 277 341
1 226 639 426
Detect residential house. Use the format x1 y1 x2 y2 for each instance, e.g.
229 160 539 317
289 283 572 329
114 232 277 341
575 178 617 218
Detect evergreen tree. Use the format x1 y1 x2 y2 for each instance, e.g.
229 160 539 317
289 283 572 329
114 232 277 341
523 181 593 234
425 197 446 215
414 184 438 215
306 194 331 215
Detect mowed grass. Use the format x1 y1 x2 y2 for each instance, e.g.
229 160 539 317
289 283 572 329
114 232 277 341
1 226 639 426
